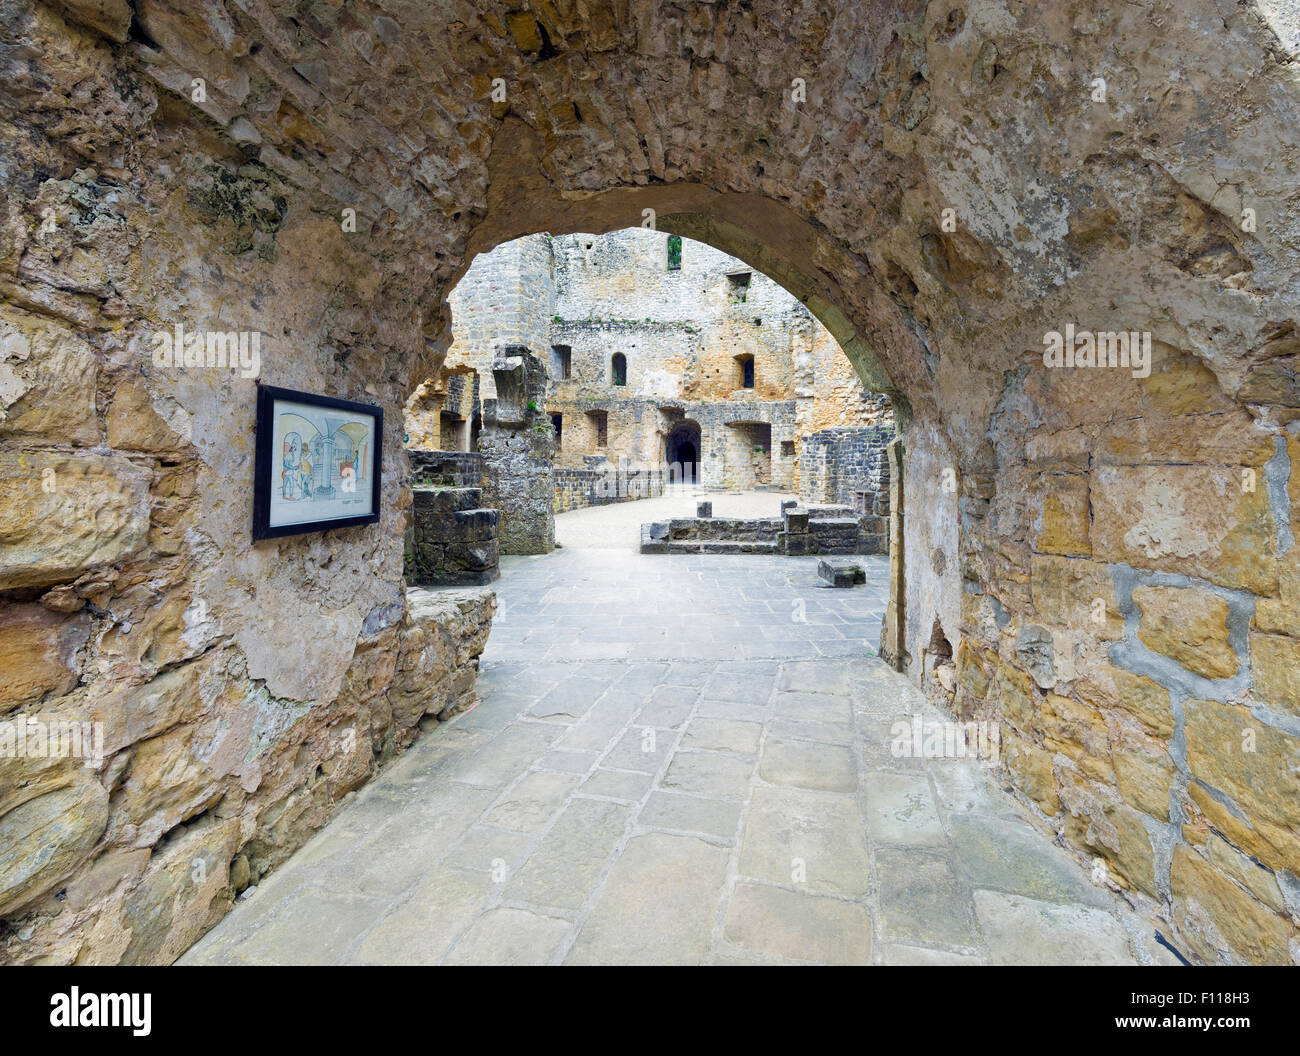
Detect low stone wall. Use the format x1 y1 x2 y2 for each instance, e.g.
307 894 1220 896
554 464 667 514
409 449 485 489
641 516 783 553
0 588 494 965
641 503 878 556
404 486 500 586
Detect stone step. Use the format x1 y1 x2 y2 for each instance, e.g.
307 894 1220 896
411 485 485 513
818 558 866 587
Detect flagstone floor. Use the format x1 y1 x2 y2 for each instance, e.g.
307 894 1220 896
183 521 1172 965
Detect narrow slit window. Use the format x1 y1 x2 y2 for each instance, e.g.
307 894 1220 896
736 353 755 389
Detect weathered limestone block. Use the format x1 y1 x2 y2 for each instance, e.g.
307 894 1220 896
1058 768 1157 897
86 653 225 756
1028 472 1091 556
696 501 712 518
46 0 134 42
93 586 197 682
0 451 151 590
0 750 86 821
1014 624 1058 690
1184 699 1300 875
1110 720 1175 821
1132 584 1238 680
955 639 992 699
116 815 241 966
396 588 495 727
1253 552 1300 635
1205 834 1287 915
106 375 188 453
1250 631 1300 717
1078 665 1174 739
1091 465 1278 595
1095 410 1278 469
1042 692 1112 782
1001 733 1059 815
112 722 224 847
994 662 1038 734
1171 845 1290 966
1238 355 1300 408
0 776 109 917
0 604 89 712
1029 555 1123 640
64 847 149 916
0 307 99 445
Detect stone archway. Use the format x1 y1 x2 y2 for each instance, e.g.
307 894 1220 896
665 420 702 484
5 0 1299 965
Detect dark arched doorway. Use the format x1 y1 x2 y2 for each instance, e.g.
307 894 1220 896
665 420 701 484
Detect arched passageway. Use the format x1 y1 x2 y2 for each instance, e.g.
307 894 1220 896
4 0 1299 966
666 420 702 484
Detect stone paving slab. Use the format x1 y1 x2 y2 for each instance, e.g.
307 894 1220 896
182 546 1160 966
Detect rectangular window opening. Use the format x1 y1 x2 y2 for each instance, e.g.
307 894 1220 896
551 344 572 380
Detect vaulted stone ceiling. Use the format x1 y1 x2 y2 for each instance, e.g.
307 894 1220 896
13 0 1297 430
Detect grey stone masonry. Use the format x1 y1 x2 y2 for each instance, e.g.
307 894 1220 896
641 501 878 557
479 347 556 555
409 450 485 489
819 558 867 587
554 458 667 514
404 486 500 586
799 425 894 552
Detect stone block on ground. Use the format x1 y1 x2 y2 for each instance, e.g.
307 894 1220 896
818 558 865 587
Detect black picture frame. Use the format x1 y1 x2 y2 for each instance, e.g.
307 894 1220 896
253 383 383 541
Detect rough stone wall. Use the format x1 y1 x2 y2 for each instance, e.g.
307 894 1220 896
0 1 497 965
405 368 479 451
554 460 666 513
439 227 891 489
404 452 499 586
800 425 895 522
445 235 555 402
5 0 1300 965
404 487 499 586
409 450 486 490
478 347 555 554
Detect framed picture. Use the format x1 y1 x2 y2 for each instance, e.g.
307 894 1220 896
253 384 382 540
